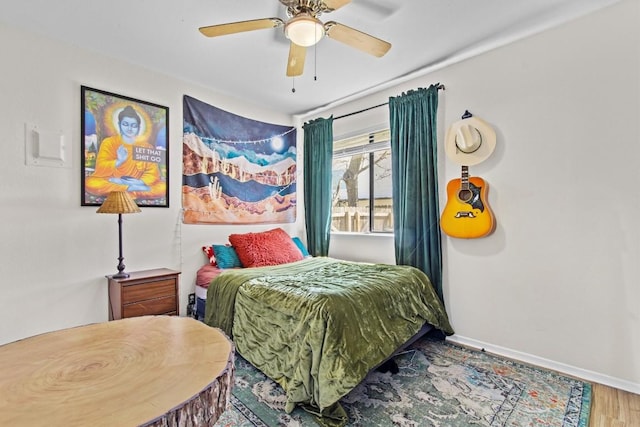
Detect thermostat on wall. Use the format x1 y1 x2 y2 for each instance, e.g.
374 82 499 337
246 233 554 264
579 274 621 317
25 123 70 168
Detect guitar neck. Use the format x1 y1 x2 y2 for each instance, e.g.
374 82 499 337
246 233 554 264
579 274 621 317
460 165 469 190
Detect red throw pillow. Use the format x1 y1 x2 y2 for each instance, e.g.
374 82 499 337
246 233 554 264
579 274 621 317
229 228 304 268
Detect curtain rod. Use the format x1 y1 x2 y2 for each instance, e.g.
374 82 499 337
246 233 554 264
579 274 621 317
334 84 445 121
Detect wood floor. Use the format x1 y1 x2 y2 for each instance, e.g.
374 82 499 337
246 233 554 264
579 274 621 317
590 383 640 426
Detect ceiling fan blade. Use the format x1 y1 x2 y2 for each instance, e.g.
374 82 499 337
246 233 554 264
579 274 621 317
199 18 284 38
325 21 391 57
286 42 306 77
322 0 352 11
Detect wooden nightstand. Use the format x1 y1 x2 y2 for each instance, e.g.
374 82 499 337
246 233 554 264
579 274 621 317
107 268 181 320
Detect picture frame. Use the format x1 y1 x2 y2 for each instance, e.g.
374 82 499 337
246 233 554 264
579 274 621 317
81 86 169 207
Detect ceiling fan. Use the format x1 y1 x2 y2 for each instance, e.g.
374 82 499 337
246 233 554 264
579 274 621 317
199 0 391 77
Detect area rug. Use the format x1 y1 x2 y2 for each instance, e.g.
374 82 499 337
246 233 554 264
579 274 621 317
214 337 591 427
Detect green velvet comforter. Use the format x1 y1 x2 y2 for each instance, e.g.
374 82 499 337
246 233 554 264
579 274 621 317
204 257 453 426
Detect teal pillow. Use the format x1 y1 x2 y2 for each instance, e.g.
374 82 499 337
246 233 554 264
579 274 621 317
212 244 242 268
291 237 310 257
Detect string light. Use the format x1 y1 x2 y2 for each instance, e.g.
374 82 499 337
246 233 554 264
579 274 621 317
197 127 296 145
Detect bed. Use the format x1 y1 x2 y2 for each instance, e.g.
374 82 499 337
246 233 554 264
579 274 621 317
199 228 454 426
194 264 223 321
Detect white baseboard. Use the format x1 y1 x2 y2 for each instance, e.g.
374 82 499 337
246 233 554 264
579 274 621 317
446 334 640 395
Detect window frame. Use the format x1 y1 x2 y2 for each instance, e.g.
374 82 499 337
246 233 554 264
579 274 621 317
331 129 393 235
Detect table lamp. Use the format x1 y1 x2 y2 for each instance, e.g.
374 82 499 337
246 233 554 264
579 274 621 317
96 191 141 278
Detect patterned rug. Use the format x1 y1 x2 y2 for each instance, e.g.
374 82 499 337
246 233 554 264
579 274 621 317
214 337 591 427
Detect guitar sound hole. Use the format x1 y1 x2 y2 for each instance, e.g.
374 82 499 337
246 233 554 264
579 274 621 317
458 189 473 203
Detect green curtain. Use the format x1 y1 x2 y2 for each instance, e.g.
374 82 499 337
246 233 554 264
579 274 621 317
389 85 444 303
303 116 334 256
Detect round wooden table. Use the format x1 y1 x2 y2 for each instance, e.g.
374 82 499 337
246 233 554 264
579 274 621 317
0 316 234 426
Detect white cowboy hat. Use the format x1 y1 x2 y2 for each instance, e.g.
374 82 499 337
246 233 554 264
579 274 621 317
445 113 496 165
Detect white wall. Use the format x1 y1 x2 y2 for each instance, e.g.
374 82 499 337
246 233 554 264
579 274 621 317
0 22 299 345
0 0 637 396
300 0 640 392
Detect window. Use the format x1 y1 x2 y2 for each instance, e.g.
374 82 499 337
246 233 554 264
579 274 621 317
331 129 393 233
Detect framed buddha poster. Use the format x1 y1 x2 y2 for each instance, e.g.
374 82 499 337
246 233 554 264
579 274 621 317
81 86 169 207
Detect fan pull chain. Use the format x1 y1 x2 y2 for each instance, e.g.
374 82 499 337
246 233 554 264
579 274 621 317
291 77 296 93
314 27 318 81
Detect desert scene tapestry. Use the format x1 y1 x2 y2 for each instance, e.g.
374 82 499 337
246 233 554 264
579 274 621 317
182 95 297 224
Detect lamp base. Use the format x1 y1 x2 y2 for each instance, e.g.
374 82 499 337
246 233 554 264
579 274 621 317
113 255 128 279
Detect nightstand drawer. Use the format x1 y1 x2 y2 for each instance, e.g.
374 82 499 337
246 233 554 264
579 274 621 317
122 279 176 304
123 295 177 318
107 268 181 320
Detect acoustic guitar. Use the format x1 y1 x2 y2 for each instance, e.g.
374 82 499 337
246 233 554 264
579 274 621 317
440 166 495 238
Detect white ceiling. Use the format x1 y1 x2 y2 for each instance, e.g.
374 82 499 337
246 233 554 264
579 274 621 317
1 0 621 116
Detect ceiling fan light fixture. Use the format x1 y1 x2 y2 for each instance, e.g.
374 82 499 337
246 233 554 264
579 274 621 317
285 14 325 47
